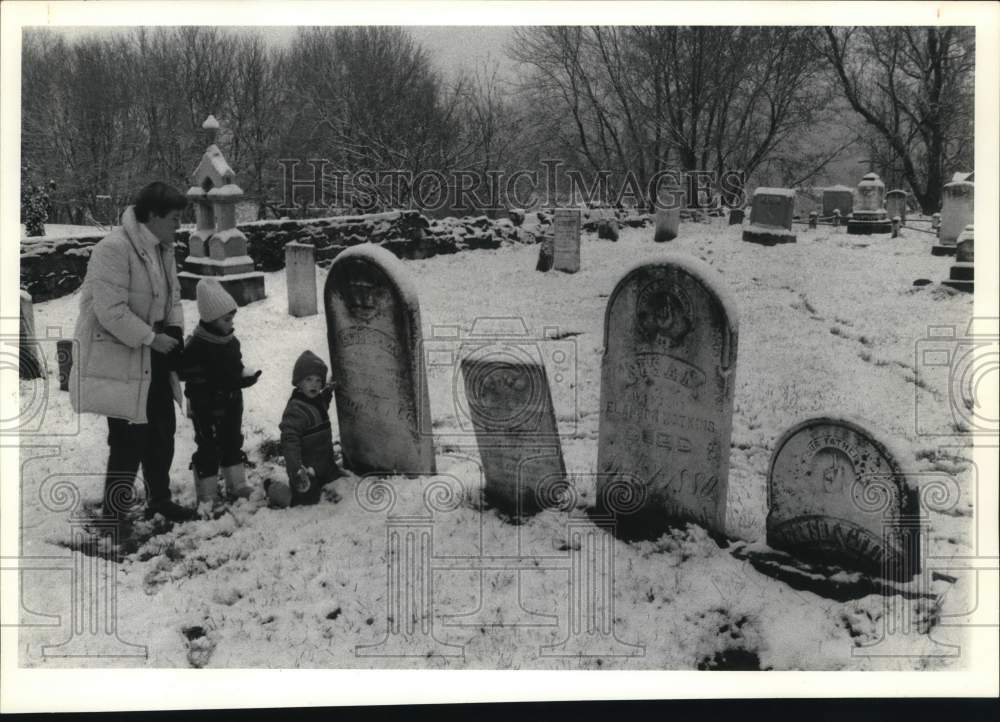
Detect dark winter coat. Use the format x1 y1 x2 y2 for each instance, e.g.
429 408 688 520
280 387 339 503
179 323 256 416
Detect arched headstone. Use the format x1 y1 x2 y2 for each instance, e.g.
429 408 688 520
597 255 739 537
324 244 435 474
767 416 921 579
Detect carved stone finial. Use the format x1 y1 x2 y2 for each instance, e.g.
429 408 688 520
203 115 220 145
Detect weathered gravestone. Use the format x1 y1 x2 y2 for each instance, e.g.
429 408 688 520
767 416 921 579
324 244 435 474
885 189 907 225
597 256 739 538
19 291 45 379
285 242 318 317
728 208 744 225
461 355 565 516
653 186 683 242
552 209 581 273
846 173 892 235
822 186 854 218
742 188 796 245
933 179 974 256
942 225 974 293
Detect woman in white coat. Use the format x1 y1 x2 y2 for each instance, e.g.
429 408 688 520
71 182 196 526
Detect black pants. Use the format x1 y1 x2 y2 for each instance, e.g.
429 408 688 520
190 395 244 477
103 349 175 515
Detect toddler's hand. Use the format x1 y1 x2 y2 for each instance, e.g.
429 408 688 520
295 466 315 493
241 368 262 388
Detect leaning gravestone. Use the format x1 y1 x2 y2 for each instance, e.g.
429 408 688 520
846 173 892 234
552 209 581 273
597 256 739 537
822 186 854 218
767 416 921 579
324 244 435 474
933 179 974 255
461 355 565 515
285 242 318 317
742 188 796 245
885 189 907 225
942 225 974 293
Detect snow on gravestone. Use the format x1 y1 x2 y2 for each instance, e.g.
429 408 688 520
597 256 738 537
552 209 581 273
742 188 796 245
939 180 974 247
767 417 921 579
324 244 435 474
460 356 565 515
654 186 683 243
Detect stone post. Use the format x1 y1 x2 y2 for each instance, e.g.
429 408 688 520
891 216 900 238
808 211 818 229
285 242 318 317
832 209 841 228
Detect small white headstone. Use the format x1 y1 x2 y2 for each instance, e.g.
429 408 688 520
552 209 582 273
285 242 318 317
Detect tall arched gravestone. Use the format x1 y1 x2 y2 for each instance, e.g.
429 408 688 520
324 244 435 474
767 417 921 580
597 256 739 538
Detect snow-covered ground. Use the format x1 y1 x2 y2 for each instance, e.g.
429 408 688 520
15 218 977 670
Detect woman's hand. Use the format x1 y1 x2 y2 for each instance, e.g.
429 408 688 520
150 333 179 354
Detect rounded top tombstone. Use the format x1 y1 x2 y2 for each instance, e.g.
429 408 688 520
766 415 920 578
855 173 886 212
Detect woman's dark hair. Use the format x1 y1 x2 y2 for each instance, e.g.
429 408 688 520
133 182 187 222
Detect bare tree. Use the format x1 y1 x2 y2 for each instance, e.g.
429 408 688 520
818 27 974 213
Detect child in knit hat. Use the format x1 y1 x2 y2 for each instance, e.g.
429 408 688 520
266 350 341 508
179 278 262 516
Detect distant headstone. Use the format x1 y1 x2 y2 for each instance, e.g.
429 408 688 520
728 208 744 225
324 244 435 474
742 188 796 245
653 185 684 242
942 225 974 293
552 209 581 273
767 417 921 579
597 256 739 538
597 217 620 242
19 291 45 380
461 356 565 516
885 189 907 225
846 173 892 234
285 242 318 317
822 186 853 218
535 235 554 272
936 180 974 252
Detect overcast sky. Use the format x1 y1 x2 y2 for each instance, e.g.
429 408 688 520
38 25 518 80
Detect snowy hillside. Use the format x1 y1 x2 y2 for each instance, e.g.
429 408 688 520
16 218 977 670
